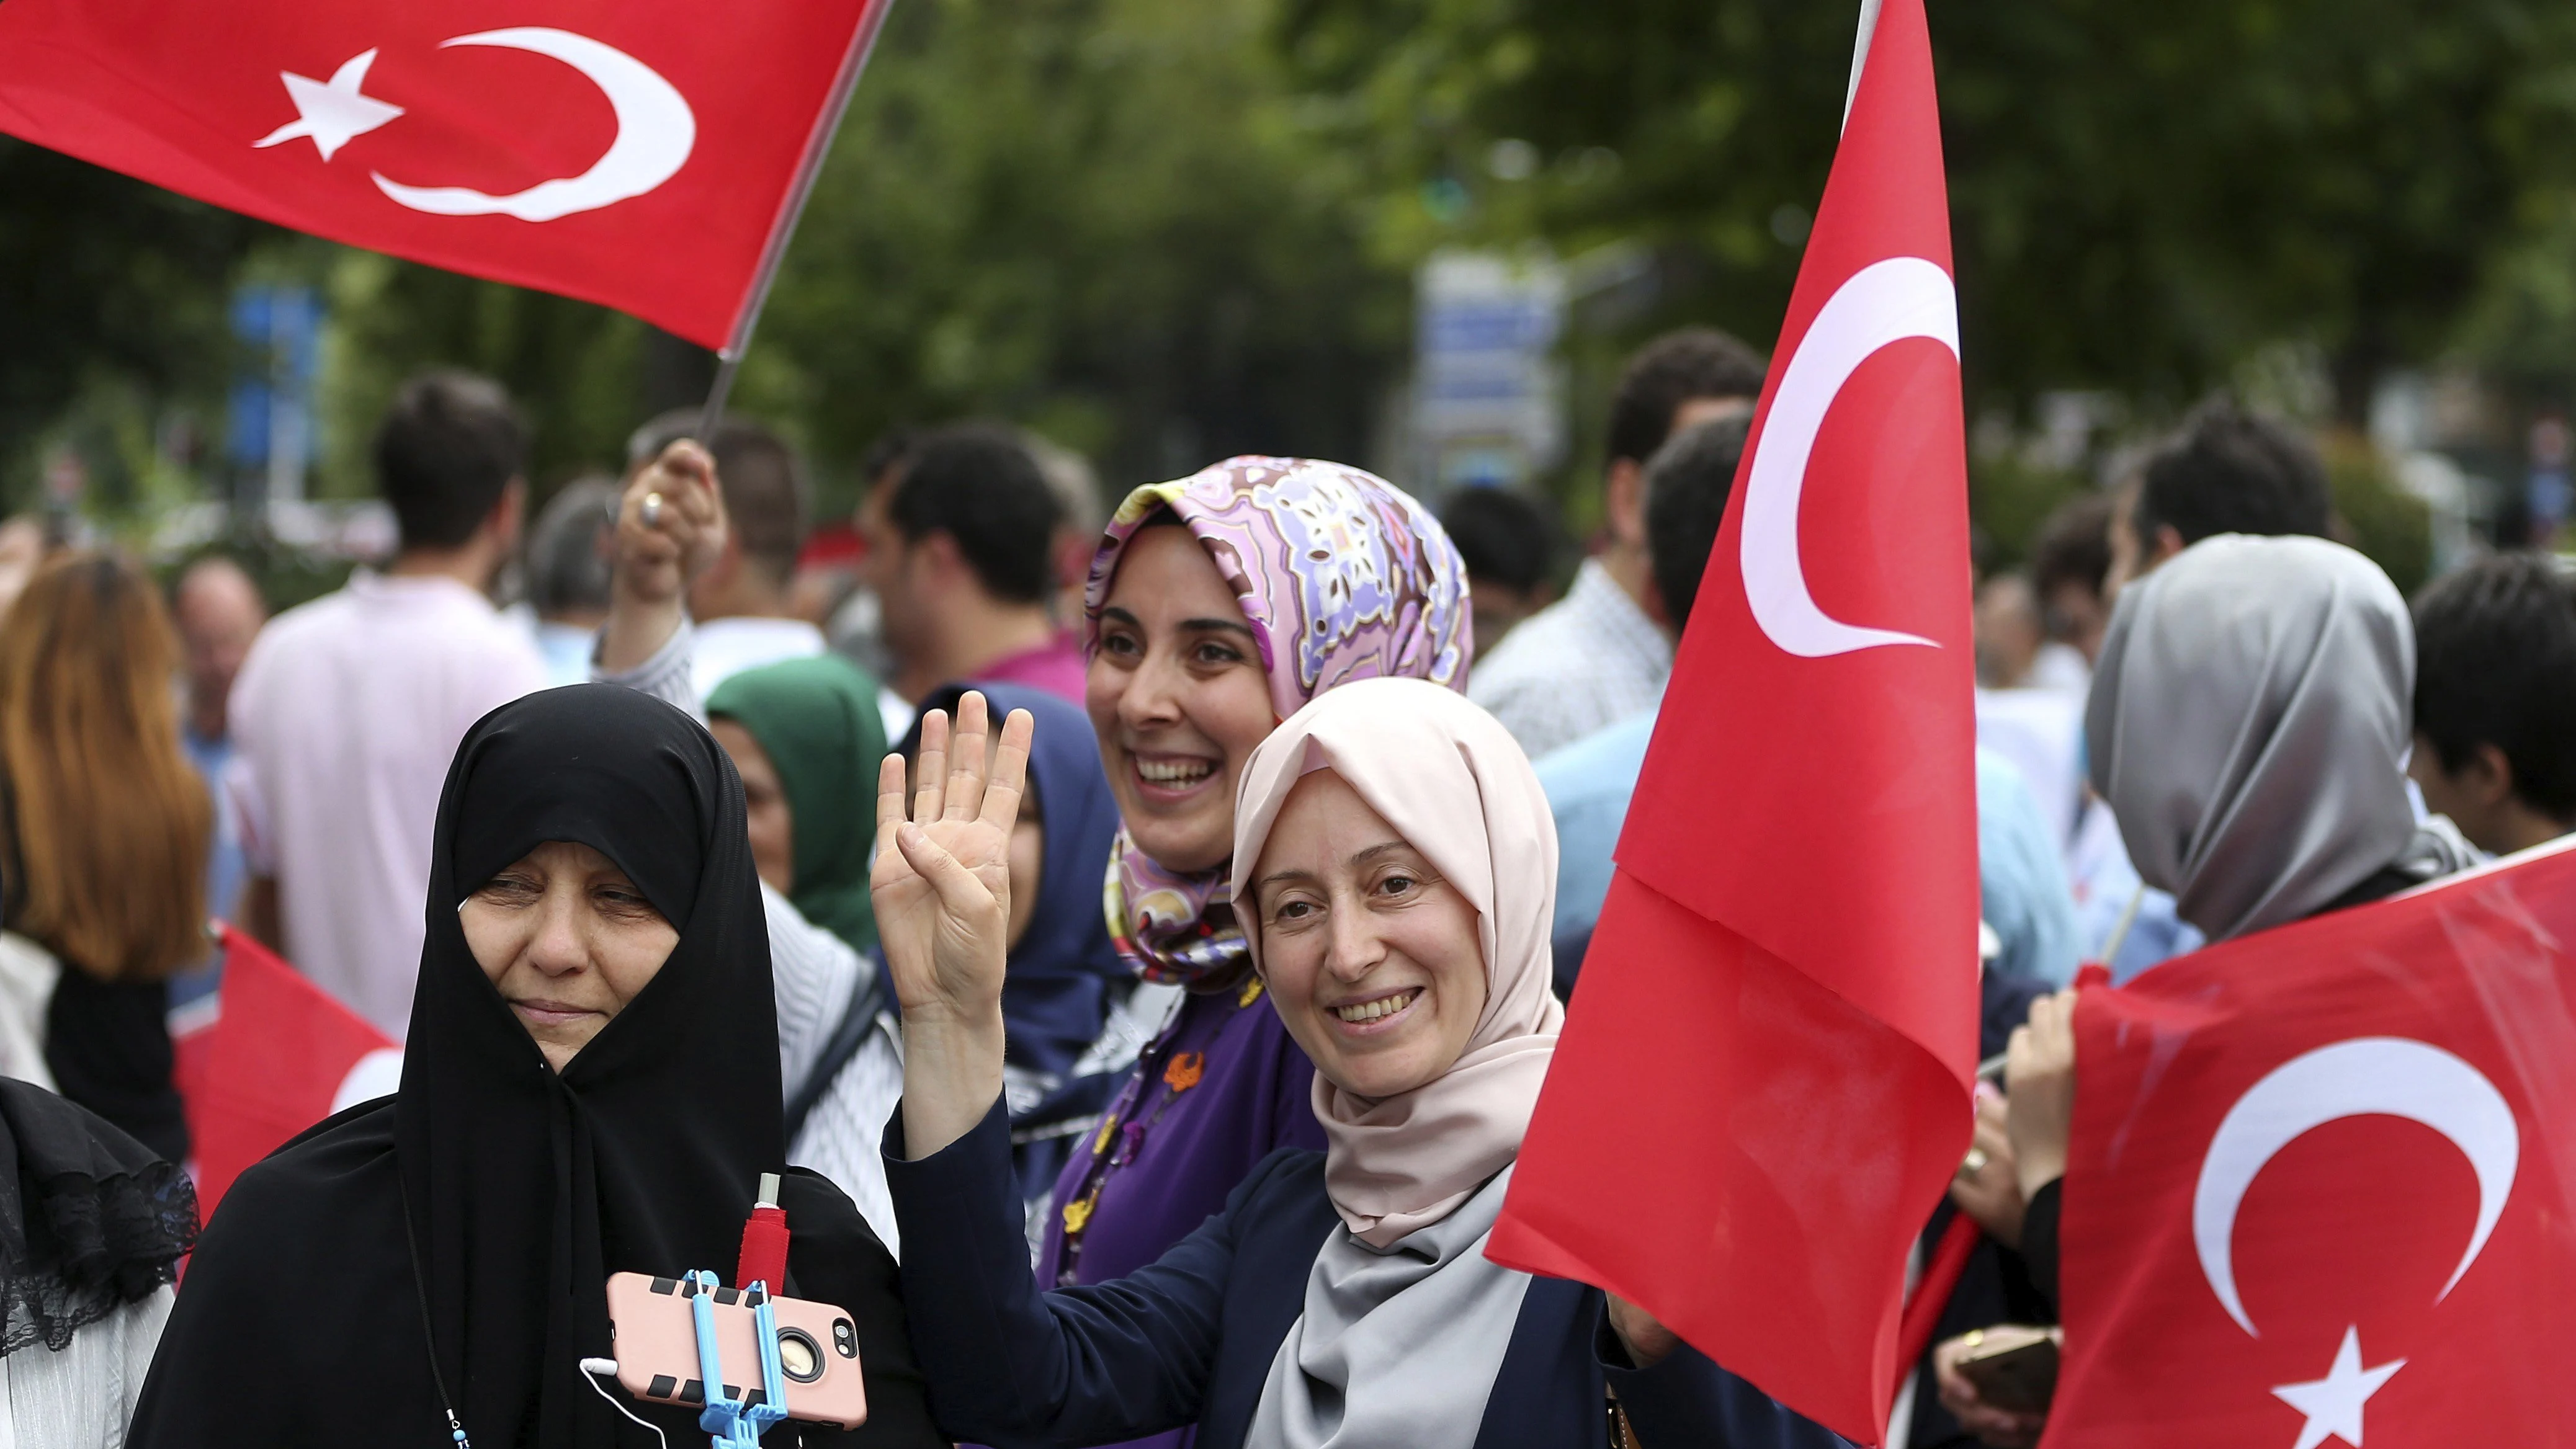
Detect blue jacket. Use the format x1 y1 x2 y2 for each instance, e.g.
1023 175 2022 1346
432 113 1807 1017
886 1100 1852 1449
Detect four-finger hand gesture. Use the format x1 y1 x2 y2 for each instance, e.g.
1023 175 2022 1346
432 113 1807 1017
872 692 1034 1027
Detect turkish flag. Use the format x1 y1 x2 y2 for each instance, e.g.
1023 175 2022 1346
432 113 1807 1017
2047 841 2576 1445
1488 0 1976 1440
0 0 887 349
171 926 400 1221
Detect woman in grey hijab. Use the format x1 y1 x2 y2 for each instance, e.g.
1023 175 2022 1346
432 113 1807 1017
2085 532 2479 942
1933 533 2485 1440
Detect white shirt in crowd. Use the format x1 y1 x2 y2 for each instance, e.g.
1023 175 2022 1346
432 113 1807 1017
1467 557 1675 760
688 616 826 702
227 571 548 1040
0 1288 171 1449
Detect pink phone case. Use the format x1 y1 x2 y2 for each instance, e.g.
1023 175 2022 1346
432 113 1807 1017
604 1271 868 1429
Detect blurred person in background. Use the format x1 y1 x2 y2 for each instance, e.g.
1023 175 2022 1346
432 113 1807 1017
625 410 822 698
823 428 919 689
2408 551 2576 857
1438 486 1560 660
1971 571 2045 689
2104 397 2332 594
2524 416 2570 549
1027 429 1109 630
171 556 264 771
0 554 212 1165
517 475 620 688
2026 492 2115 687
856 422 1080 705
168 556 264 1009
1536 416 1745 991
227 370 547 1040
1470 328 1764 757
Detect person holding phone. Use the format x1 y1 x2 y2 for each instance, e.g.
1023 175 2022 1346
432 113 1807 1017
130 686 946 1448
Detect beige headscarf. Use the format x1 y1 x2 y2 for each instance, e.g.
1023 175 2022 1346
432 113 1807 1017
1231 677 1564 1249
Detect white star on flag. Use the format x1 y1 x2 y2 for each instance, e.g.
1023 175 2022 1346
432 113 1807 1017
253 48 403 162
2271 1326 2405 1449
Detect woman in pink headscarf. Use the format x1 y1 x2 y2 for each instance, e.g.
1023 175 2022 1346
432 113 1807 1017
867 681 1844 1449
1040 459 1469 1339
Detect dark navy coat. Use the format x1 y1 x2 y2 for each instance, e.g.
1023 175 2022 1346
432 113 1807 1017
886 1102 1853 1449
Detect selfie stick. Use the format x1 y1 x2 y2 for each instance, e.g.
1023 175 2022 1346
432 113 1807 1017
685 1269 789 1448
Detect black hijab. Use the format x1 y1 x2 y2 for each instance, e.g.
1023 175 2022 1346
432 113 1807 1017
131 686 942 1448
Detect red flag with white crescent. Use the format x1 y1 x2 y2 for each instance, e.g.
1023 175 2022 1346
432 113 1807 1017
2047 842 2576 1445
172 927 400 1220
0 0 887 348
1489 0 1977 1438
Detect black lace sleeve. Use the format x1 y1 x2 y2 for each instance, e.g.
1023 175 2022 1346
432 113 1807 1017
0 1076 197 1353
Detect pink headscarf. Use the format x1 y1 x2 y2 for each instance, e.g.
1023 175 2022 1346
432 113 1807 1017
1230 678 1563 1247
1088 457 1472 991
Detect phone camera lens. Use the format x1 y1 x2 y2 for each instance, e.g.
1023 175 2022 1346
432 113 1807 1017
832 1319 857 1358
777 1327 824 1383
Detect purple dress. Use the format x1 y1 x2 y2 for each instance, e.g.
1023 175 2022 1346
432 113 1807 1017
1034 984 1328 1449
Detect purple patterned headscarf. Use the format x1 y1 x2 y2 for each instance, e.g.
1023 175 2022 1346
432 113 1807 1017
1086 457 1470 989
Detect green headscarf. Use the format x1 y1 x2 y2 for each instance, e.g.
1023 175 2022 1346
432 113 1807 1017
704 654 889 953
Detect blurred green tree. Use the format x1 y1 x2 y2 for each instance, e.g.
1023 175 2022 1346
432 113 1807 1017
1278 0 2576 424
0 140 266 502
742 0 1405 496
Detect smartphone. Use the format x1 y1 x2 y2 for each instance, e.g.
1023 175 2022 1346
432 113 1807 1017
604 1271 868 1429
1953 1325 2059 1414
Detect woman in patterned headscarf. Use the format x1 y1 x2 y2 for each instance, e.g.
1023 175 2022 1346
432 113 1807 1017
1038 458 1467 1444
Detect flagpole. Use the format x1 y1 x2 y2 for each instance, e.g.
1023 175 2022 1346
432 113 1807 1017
1842 0 1883 133
697 0 900 439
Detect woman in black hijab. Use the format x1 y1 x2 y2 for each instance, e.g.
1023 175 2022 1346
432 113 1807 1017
129 685 942 1448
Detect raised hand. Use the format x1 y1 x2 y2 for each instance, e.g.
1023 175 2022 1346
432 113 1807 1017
617 439 728 604
599 439 729 672
875 693 1035 1158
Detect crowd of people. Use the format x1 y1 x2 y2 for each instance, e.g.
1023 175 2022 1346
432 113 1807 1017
0 318 2554 1448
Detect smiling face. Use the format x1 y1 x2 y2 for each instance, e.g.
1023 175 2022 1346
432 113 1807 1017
1251 769 1488 1100
1086 522 1279 873
458 839 681 1071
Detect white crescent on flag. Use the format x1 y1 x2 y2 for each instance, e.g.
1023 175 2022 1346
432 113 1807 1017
370 28 697 222
1738 255 1954 659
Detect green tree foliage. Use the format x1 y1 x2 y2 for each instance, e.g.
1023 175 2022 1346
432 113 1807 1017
0 141 266 499
307 247 652 498
742 0 1404 491
1279 0 2576 419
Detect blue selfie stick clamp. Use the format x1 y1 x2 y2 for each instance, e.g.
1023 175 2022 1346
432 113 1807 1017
684 1268 789 1448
